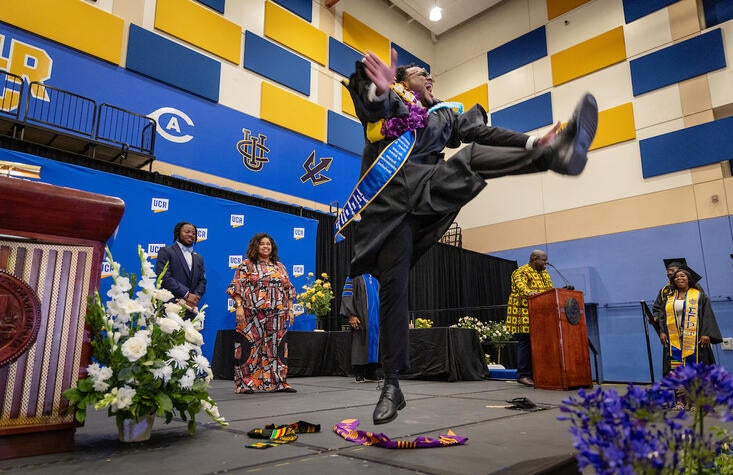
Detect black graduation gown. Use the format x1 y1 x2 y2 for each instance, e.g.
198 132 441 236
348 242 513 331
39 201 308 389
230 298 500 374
344 62 532 277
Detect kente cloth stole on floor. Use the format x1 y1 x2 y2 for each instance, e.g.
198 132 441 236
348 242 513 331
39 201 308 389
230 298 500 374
666 288 700 368
245 421 320 449
333 419 467 449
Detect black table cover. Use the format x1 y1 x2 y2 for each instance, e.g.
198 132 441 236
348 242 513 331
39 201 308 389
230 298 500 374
211 328 487 382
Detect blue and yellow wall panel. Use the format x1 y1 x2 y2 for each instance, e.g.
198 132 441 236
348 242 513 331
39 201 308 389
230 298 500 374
327 111 362 155
126 24 220 102
448 84 489 113
196 0 225 14
0 0 123 64
392 43 430 73
590 102 635 150
244 31 311 96
273 0 312 22
488 27 546 79
490 93 553 133
704 0 733 28
630 29 726 96
341 86 356 117
342 13 390 64
622 0 678 24
265 1 326 66
551 26 626 86
640 116 733 178
547 0 592 20
261 82 325 142
329 37 361 77
155 0 241 64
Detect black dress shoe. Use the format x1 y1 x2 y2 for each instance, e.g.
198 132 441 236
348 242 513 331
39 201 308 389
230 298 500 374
372 384 406 425
550 93 598 176
279 386 297 393
517 377 535 387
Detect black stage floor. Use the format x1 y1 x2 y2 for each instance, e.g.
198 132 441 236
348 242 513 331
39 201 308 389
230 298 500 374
0 376 586 474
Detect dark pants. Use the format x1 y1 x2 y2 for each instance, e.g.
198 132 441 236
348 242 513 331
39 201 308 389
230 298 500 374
515 333 532 379
373 216 426 374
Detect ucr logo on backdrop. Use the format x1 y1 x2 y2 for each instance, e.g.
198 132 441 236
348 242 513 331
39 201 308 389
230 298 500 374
300 151 332 185
151 198 169 213
230 214 244 228
100 261 114 279
0 33 52 110
293 227 305 240
197 228 208 243
147 243 165 259
236 128 270 171
292 264 304 278
229 255 243 269
147 107 195 144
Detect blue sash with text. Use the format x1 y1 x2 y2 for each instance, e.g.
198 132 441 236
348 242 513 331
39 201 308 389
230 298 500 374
334 102 464 242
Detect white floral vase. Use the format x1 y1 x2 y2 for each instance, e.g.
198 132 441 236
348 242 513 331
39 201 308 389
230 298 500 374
117 414 155 442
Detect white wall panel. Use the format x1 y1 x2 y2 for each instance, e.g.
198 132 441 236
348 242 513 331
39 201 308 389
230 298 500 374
230 0 265 36
636 117 684 140
551 62 632 120
528 0 549 30
488 63 536 111
708 21 733 109
623 8 671 59
434 54 487 102
632 84 682 132
434 0 531 74
219 62 261 117
541 141 691 213
546 0 624 54
457 173 546 227
531 56 553 93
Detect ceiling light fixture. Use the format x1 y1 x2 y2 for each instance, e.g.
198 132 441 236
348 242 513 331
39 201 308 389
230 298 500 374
429 4 442 22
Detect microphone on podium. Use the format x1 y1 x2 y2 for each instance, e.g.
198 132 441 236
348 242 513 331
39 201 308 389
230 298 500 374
547 262 574 290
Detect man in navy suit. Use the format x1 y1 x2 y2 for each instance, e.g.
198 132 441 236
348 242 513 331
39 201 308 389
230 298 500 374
155 221 207 320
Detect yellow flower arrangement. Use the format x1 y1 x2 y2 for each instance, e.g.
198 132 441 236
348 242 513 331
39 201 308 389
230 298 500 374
296 272 335 318
414 317 433 329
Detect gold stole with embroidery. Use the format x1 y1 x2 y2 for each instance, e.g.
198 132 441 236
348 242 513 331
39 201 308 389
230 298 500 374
666 287 700 364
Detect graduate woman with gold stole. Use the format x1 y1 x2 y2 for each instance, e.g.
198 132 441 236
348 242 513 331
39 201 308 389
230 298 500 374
659 265 722 409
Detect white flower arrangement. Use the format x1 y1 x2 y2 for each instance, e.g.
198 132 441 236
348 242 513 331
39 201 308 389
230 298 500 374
63 246 227 433
452 316 512 344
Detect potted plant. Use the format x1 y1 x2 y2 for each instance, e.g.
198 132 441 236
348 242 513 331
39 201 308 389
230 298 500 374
62 246 227 442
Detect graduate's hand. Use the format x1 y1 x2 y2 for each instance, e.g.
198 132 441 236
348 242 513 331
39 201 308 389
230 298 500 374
700 335 711 348
660 333 668 346
362 48 397 96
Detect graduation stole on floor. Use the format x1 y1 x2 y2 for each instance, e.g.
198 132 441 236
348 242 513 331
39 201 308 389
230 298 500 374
334 100 463 242
333 419 467 449
245 421 320 449
666 287 700 367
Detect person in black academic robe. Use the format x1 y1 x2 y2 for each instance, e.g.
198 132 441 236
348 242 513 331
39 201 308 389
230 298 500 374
340 274 381 383
344 49 598 424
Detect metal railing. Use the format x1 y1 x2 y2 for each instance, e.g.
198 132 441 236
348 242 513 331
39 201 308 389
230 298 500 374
0 71 23 120
25 81 96 138
0 75 156 167
96 103 156 155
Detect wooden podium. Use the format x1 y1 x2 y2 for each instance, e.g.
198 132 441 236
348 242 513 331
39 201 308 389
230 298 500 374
529 288 592 390
0 176 124 459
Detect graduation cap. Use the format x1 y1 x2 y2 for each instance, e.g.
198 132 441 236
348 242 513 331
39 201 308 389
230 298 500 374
663 258 687 270
674 265 702 285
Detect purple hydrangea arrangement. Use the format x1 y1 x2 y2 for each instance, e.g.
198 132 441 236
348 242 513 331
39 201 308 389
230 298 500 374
559 364 733 474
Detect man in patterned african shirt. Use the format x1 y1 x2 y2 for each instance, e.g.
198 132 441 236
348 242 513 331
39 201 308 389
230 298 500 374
505 250 553 387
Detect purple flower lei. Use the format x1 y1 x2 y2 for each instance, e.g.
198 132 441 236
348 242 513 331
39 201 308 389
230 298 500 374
381 85 429 139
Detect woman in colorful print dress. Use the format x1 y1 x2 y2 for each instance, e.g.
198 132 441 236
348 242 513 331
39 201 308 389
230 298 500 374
226 233 297 393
